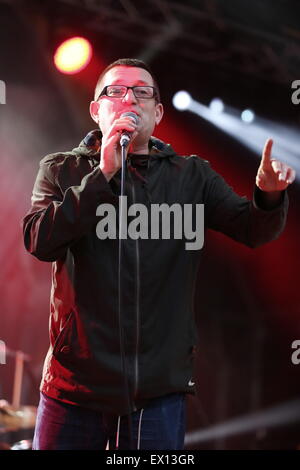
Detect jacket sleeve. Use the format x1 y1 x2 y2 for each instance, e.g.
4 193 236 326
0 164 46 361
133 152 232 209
23 155 117 262
203 163 289 248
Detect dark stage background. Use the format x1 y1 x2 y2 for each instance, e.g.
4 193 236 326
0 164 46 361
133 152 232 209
0 0 299 450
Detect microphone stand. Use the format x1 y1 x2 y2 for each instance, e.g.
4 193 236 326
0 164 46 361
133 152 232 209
1 347 31 410
117 138 134 450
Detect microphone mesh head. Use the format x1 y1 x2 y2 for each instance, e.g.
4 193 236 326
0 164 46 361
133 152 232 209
120 112 139 126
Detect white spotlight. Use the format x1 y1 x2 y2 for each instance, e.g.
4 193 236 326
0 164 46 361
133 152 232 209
209 98 224 114
241 109 255 123
172 91 191 111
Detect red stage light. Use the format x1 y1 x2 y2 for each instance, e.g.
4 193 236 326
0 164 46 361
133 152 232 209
54 37 92 74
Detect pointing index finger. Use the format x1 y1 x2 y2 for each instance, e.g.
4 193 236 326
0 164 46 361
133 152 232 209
261 138 273 167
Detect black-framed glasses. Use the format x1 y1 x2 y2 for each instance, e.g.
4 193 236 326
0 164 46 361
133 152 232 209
97 85 157 100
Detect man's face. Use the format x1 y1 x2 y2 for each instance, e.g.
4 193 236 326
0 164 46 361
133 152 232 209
90 66 163 147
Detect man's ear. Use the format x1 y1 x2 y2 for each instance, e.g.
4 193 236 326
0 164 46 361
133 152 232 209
155 103 164 126
89 101 100 124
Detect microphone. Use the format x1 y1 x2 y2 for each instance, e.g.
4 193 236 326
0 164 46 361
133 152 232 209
119 112 139 147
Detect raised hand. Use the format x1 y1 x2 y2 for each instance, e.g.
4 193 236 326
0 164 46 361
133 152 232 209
256 138 296 192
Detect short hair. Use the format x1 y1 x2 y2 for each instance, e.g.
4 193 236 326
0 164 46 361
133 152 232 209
94 58 161 103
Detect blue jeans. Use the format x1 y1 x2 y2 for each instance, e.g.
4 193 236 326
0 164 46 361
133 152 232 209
32 392 186 450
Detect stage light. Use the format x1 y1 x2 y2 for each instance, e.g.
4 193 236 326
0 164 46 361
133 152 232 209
54 37 92 75
209 98 224 114
185 398 300 445
171 90 299 179
172 91 192 111
241 109 255 123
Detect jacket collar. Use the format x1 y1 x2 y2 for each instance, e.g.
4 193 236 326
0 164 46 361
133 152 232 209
72 129 176 162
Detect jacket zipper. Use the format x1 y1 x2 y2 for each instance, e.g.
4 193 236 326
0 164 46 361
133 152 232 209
128 166 140 406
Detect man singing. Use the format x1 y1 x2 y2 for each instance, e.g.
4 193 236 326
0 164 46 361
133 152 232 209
23 58 295 450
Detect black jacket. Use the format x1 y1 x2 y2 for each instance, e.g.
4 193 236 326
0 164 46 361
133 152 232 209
23 131 288 415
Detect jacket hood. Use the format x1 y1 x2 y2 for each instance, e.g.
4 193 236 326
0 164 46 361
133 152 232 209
72 129 177 161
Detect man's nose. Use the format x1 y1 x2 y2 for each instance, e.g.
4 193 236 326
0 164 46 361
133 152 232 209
122 88 137 103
